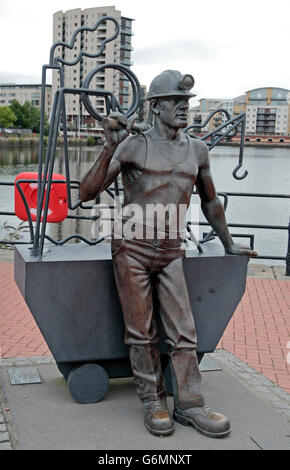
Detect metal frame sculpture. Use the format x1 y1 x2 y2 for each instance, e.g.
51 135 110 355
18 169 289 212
184 108 248 180
31 16 141 257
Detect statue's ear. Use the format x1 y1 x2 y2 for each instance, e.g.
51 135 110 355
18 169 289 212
150 99 160 116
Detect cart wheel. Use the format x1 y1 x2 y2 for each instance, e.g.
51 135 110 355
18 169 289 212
67 363 109 404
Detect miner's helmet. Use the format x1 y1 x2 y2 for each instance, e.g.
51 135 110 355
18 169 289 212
147 70 196 101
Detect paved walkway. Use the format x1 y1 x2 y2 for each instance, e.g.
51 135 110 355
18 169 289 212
0 253 289 394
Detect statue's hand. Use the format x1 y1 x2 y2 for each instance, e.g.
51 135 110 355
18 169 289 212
101 112 136 146
225 242 258 258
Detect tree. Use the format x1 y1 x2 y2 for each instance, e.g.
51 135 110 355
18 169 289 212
9 99 49 135
0 106 16 128
21 101 41 131
9 99 23 127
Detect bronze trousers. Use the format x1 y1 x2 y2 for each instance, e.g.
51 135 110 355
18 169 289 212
112 237 205 408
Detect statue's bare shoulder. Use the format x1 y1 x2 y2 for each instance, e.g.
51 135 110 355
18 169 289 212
190 137 210 170
114 132 146 167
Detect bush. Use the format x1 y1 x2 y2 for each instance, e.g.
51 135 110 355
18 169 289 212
87 136 95 146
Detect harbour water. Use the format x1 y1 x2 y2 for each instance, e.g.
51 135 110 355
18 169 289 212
0 144 289 266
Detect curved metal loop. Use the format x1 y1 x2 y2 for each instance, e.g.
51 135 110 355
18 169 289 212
185 108 231 134
44 234 107 246
49 16 119 66
81 63 141 120
233 163 248 180
185 109 248 181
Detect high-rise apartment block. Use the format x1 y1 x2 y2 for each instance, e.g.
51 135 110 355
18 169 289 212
52 6 134 131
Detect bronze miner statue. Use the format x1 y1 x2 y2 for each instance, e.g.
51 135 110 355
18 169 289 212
80 70 257 438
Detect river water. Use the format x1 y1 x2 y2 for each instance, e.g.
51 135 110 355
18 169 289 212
0 144 289 266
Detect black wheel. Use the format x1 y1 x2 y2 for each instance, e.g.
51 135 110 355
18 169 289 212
67 363 109 404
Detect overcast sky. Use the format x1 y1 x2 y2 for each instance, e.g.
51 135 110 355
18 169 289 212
0 0 289 106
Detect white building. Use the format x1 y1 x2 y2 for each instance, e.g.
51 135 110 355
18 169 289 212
0 84 52 116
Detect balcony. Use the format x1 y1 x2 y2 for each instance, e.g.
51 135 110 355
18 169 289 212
257 117 276 122
249 97 267 101
119 90 130 96
120 44 134 51
120 59 133 66
272 97 287 101
121 28 134 36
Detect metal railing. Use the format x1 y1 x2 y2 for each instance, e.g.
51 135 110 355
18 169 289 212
1 179 289 273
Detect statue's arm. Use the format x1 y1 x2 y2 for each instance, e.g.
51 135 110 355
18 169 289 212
195 141 257 257
79 143 121 202
79 113 135 202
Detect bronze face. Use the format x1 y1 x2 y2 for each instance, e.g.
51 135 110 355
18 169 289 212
153 96 190 129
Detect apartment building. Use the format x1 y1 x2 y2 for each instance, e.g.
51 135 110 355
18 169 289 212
188 98 224 133
244 87 289 135
0 84 52 116
52 6 134 131
189 87 290 136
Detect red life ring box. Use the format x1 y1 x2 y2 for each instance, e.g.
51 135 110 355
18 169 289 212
15 172 68 223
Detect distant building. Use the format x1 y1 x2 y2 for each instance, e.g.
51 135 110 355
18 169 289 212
52 6 134 132
189 87 290 136
137 85 149 123
0 84 52 116
244 87 290 135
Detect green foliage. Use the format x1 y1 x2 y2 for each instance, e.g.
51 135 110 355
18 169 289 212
9 99 49 134
9 99 22 125
87 136 95 146
0 106 16 128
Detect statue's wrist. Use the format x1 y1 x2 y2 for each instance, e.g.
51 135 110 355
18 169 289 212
224 241 235 253
103 141 118 152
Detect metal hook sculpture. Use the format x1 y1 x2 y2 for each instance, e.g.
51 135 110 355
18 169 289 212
49 17 120 67
185 108 248 180
32 16 142 257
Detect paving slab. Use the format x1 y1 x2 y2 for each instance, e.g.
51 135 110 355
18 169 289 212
0 352 289 450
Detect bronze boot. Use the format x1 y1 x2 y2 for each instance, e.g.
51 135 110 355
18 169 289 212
129 344 175 436
143 398 175 436
169 349 231 438
173 406 230 438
